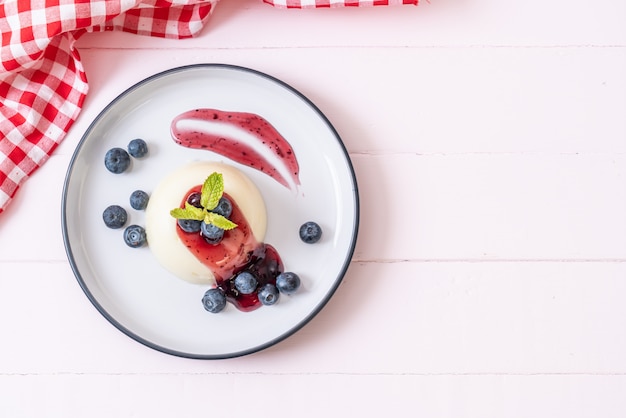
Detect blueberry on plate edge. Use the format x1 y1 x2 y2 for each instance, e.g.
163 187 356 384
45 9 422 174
130 190 150 210
299 221 322 244
276 272 301 295
102 205 127 229
258 283 280 306
123 225 147 248
104 147 131 174
127 138 148 158
202 288 227 313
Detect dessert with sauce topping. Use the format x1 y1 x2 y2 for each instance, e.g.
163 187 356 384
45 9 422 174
145 161 267 289
107 109 318 313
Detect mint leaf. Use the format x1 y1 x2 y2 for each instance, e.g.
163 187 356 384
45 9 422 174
204 212 238 230
201 172 223 210
170 202 204 221
170 172 238 232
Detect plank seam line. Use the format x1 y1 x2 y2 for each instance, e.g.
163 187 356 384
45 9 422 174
76 44 626 51
352 258 626 264
2 259 626 264
2 372 626 377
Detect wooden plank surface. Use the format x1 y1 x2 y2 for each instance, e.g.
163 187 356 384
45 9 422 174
1 0 625 416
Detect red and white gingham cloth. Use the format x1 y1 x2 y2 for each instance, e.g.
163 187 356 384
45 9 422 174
0 0 417 215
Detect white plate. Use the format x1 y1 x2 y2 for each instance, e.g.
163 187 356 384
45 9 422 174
62 64 359 358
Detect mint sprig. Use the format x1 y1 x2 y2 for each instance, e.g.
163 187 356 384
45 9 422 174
170 172 238 230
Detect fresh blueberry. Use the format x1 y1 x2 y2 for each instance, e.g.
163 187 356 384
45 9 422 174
299 221 322 244
234 271 258 295
211 197 232 217
104 147 131 174
127 138 148 158
258 283 280 306
276 272 301 295
130 190 149 210
186 192 202 208
123 225 147 248
201 222 224 245
102 205 127 229
202 288 226 313
177 219 201 233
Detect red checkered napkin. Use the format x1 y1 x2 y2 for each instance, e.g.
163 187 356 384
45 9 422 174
0 0 417 215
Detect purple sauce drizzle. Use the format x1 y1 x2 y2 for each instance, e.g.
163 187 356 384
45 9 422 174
171 109 300 190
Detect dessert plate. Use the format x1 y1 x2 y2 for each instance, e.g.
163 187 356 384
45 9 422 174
62 64 359 359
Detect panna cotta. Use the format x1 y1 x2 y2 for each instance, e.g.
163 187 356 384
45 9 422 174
104 108 308 313
145 161 267 286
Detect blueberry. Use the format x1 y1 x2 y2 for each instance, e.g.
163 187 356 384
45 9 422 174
258 283 280 306
299 221 322 244
123 225 147 248
202 288 226 313
276 272 301 295
177 219 201 233
211 197 232 217
186 192 202 208
104 147 131 174
130 190 149 210
234 271 258 295
102 205 127 229
201 222 224 245
127 138 148 158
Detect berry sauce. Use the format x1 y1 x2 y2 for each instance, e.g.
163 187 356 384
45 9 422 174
170 109 300 190
176 187 284 312
218 245 283 311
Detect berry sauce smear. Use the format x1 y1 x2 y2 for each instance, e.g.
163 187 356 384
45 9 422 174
170 109 300 190
176 187 284 312
218 245 283 312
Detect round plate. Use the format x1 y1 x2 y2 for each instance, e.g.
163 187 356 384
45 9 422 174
61 64 359 359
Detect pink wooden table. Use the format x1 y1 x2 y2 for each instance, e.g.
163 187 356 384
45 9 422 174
1 0 626 416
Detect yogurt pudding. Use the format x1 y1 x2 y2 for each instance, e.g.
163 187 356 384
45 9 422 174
144 109 305 312
145 161 267 286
